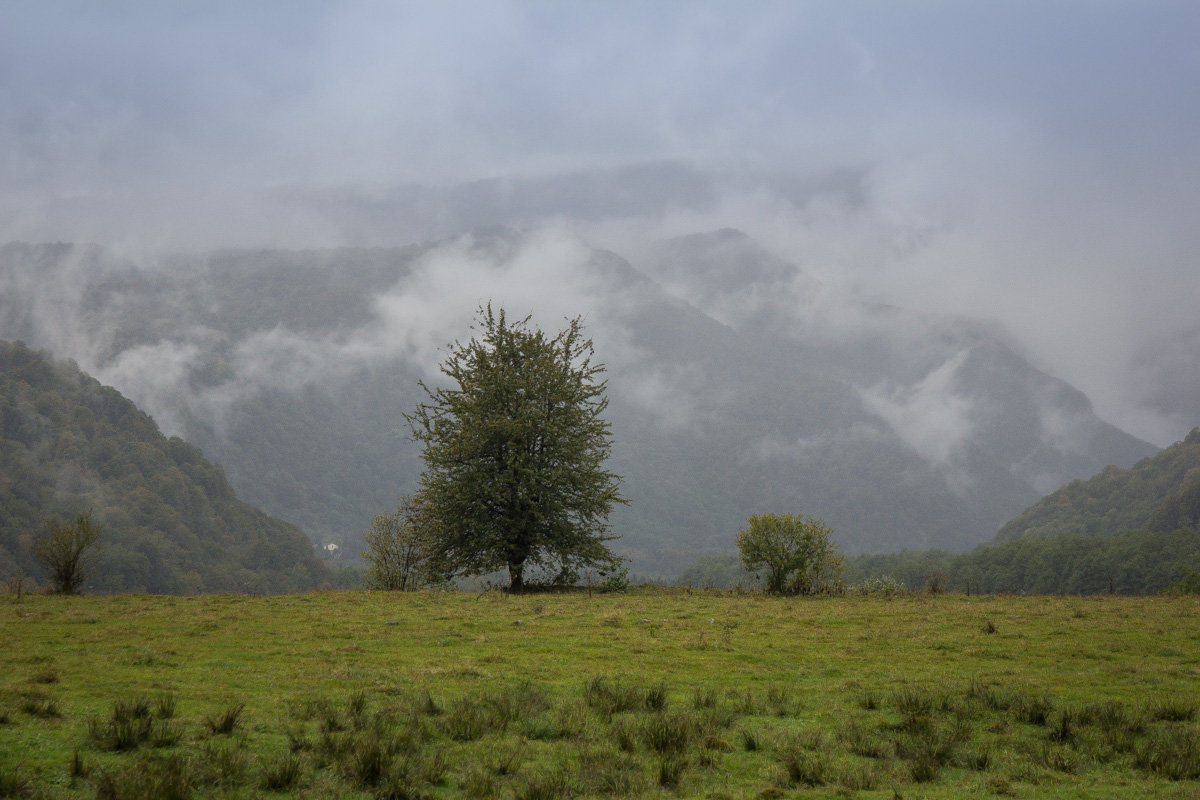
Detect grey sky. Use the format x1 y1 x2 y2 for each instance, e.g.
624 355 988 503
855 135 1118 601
2 2 1199 445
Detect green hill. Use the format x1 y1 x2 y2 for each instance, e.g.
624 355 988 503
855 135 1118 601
0 340 329 593
839 429 1200 595
994 428 1200 541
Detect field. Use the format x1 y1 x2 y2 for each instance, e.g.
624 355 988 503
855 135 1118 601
2 588 1198 798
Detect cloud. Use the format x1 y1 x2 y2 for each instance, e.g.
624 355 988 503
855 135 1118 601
859 351 976 470
2 2 1198 446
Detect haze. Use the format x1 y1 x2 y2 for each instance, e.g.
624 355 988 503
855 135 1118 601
2 2 1198 447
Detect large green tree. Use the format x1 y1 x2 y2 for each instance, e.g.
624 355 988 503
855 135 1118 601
406 305 626 591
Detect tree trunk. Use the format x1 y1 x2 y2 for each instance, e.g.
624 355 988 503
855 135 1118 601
508 561 525 593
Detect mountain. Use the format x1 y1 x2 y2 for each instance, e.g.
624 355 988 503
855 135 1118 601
0 339 329 593
0 230 1156 576
994 427 1200 541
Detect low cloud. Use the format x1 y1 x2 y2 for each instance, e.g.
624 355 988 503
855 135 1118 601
859 351 976 470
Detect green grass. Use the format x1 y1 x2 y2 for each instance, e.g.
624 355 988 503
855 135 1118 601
2 588 1199 797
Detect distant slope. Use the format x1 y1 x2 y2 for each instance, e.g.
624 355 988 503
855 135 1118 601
994 428 1200 541
841 428 1200 595
0 340 328 593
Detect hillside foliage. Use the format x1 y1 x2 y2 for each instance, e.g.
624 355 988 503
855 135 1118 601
0 340 328 593
995 428 1200 541
836 430 1200 595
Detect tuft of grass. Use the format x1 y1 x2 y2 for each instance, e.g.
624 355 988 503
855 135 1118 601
583 675 643 717
839 721 892 759
70 748 90 779
837 762 878 791
88 696 176 752
260 752 304 791
1012 693 1053 726
347 689 368 724
203 702 245 736
1048 709 1076 744
18 690 60 719
0 765 31 798
643 683 668 712
94 754 193 800
154 694 176 720
1134 726 1200 780
1149 698 1197 723
739 727 764 752
513 767 572 800
641 711 701 754
776 741 829 787
198 739 250 786
29 668 59 685
657 754 688 789
692 687 719 709
765 684 797 717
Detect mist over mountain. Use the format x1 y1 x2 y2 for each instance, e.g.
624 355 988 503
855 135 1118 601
0 212 1156 575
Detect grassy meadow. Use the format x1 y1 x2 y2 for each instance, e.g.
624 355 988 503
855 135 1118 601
2 587 1199 798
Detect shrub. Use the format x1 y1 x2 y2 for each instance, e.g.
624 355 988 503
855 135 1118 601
926 571 949 595
35 511 102 594
736 513 843 595
855 575 907 597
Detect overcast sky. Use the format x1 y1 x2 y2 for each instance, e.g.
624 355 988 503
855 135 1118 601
2 1 1198 445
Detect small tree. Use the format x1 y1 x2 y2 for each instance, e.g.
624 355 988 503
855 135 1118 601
35 511 102 595
362 496 439 591
736 513 843 595
406 304 625 592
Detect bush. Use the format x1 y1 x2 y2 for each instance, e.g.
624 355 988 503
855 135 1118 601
855 575 907 597
35 511 101 594
736 513 843 595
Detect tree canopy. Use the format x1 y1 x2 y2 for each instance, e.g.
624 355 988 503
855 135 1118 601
406 305 625 591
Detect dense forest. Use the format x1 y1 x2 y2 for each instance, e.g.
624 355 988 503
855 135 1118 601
0 340 329 593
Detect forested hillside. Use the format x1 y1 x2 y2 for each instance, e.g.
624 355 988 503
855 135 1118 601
0 340 328 593
840 429 1200 595
994 428 1200 541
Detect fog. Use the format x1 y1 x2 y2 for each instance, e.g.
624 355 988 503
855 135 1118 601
3 2 1199 446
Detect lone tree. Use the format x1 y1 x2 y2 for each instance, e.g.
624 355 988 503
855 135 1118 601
35 510 102 594
406 304 625 592
736 513 843 595
362 495 440 591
